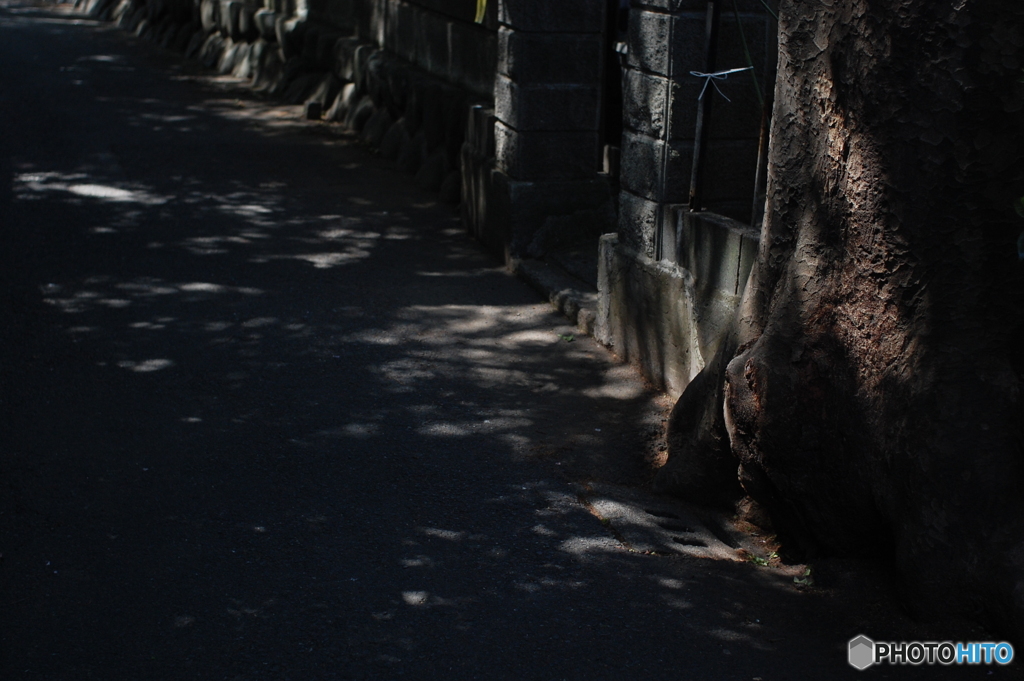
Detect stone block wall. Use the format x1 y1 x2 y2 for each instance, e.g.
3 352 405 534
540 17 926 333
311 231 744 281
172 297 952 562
493 4 604 182
320 0 616 265
599 0 774 395
619 0 773 261
373 0 498 97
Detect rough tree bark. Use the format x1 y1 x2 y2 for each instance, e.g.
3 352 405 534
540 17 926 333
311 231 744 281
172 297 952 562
662 0 1024 636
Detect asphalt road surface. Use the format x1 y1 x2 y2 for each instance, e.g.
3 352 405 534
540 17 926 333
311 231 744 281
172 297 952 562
0 2 1018 679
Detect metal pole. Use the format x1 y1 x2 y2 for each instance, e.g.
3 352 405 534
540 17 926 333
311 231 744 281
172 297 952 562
750 10 778 229
688 0 721 212
750 85 773 227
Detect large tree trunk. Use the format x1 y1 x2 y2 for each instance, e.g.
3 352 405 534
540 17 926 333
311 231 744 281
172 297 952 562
667 0 1024 636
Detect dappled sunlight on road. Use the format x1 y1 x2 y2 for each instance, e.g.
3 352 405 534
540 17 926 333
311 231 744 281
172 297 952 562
7 134 711 670
7 99 665 496
331 477 802 670
1 37 781 671
13 161 392 269
15 171 169 204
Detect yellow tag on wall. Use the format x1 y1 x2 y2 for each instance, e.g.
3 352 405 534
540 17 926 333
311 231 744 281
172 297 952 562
475 0 487 23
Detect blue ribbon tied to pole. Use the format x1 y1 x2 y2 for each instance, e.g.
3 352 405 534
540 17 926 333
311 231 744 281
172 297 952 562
689 66 754 102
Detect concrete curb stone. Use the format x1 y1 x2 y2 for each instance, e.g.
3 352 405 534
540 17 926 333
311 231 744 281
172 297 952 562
199 32 224 69
361 107 393 147
184 27 210 59
253 9 276 41
216 38 240 74
305 73 342 110
378 117 410 160
282 71 322 105
325 81 357 122
231 42 255 79
345 94 375 132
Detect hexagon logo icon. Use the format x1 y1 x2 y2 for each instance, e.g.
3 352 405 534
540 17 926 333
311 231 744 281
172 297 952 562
848 635 875 670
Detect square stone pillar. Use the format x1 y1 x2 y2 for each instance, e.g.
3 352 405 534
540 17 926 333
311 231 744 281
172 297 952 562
476 0 612 260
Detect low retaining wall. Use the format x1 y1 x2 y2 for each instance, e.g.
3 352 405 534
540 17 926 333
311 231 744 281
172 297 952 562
597 209 758 397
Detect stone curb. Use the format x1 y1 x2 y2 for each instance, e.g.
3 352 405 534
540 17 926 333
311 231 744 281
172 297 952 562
511 257 598 337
